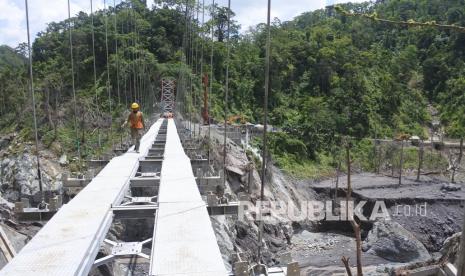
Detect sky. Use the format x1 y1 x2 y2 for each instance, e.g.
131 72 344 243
0 0 365 48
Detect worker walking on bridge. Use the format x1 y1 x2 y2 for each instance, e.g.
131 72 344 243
122 103 146 153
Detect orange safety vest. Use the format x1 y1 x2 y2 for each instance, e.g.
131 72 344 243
129 111 144 129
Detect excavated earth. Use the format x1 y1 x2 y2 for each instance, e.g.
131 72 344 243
313 173 464 252
202 123 465 275
290 173 463 275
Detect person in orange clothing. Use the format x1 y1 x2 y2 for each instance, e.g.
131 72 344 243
122 102 146 153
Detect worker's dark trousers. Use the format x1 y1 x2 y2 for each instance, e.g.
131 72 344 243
130 128 143 151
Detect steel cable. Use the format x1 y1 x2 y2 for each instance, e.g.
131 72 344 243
132 5 137 102
89 0 102 153
257 0 272 264
24 0 45 208
188 2 193 135
199 0 205 139
67 0 82 163
104 0 114 150
113 0 121 106
222 0 231 188
193 0 200 138
207 0 215 166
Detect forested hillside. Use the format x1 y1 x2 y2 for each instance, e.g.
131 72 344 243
1 0 464 176
0 45 26 68
0 0 186 160
224 0 465 175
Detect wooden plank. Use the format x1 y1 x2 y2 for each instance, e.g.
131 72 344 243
0 226 15 262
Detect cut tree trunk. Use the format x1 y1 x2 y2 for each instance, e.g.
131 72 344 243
351 220 363 276
431 130 434 162
399 140 404 186
417 140 424 182
376 140 382 174
341 256 353 276
457 137 463 167
335 160 340 206
346 144 351 221
346 141 363 276
373 139 378 173
452 138 464 183
391 144 395 177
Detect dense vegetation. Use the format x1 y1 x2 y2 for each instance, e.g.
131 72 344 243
0 45 26 68
0 0 185 159
0 0 463 176
229 0 465 175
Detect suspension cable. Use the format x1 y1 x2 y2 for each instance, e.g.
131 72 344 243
188 1 194 135
193 0 199 138
181 1 187 122
191 2 195 72
136 22 140 106
207 0 215 166
141 61 147 113
135 14 142 106
104 0 114 150
139 37 144 109
186 2 191 68
113 0 121 106
222 0 231 188
67 0 82 162
124 9 133 102
24 0 45 208
199 0 205 138
131 5 137 102
195 1 200 76
183 0 188 65
121 14 129 106
185 1 191 131
89 0 102 152
257 0 272 263
121 12 130 144
122 18 129 106
193 0 200 138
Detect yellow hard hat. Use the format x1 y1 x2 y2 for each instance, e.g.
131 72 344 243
131 102 139 110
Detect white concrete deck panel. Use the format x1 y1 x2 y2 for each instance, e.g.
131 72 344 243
150 119 227 276
0 119 164 276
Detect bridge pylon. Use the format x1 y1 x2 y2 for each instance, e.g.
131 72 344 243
161 78 176 116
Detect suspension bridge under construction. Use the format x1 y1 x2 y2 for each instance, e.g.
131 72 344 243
0 0 301 274
0 117 228 276
0 81 298 275
4 0 465 273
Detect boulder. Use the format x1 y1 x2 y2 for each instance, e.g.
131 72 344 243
59 154 68 166
0 152 62 202
363 220 431 263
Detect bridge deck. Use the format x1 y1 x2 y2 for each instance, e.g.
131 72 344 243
0 119 164 276
150 119 227 276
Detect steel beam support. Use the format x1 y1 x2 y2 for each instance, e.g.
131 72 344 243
111 205 158 220
0 119 164 276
